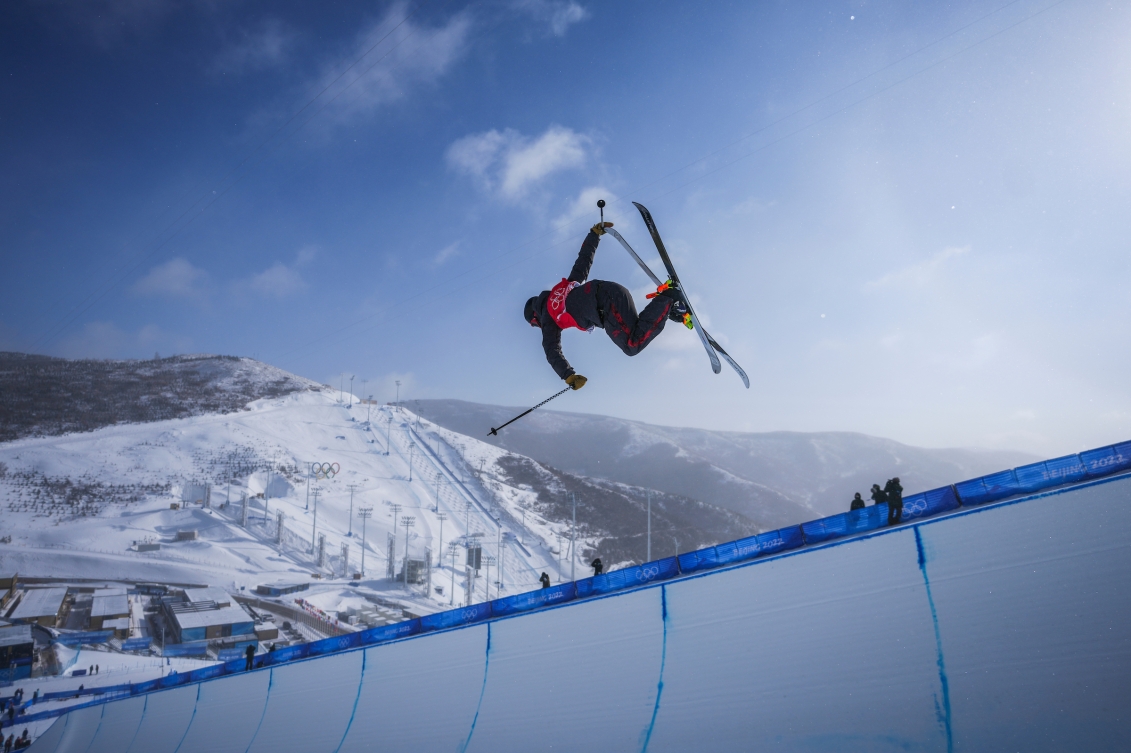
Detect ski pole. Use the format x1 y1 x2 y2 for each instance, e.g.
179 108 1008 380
488 387 570 436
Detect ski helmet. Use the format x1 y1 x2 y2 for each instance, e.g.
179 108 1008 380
524 296 540 327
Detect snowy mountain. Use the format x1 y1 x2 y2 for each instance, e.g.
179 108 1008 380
0 352 322 443
0 356 757 611
406 399 1039 528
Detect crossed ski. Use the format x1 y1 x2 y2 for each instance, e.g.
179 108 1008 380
606 203 749 389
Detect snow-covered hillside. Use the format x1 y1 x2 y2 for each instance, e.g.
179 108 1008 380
0 385 755 616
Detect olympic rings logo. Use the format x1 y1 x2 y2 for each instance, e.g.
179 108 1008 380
312 462 340 479
636 565 661 582
905 498 928 516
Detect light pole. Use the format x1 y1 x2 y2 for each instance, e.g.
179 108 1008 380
448 543 458 605
647 490 652 562
385 414 393 456
407 441 415 482
436 513 446 572
555 533 563 583
311 488 320 555
402 516 415 588
347 483 359 536
434 474 444 509
358 507 373 578
349 375 354 406
390 503 402 576
571 492 577 582
484 555 496 601
366 395 373 426
340 373 344 403
395 380 401 408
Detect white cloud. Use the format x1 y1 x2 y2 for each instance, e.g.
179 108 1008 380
133 258 208 298
211 18 294 75
513 0 590 36
866 245 970 289
447 125 591 201
246 247 315 298
432 241 461 267
319 4 472 123
250 263 306 298
553 186 615 235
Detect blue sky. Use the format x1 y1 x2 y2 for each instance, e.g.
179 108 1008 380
2 0 1128 456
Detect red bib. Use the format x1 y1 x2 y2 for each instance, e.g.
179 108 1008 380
547 278 584 330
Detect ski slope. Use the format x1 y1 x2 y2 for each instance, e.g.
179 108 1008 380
23 453 1131 752
0 389 568 608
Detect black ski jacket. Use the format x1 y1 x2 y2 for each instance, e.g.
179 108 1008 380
534 231 604 379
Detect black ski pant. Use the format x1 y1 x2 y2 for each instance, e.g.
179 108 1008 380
597 282 671 357
888 498 903 525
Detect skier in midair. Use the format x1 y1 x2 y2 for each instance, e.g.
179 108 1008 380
524 222 689 388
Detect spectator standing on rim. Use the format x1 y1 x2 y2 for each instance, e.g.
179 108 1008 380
245 644 255 671
539 573 551 589
870 483 887 507
885 477 904 525
850 492 865 511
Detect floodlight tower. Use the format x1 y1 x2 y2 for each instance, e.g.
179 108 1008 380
349 375 354 406
436 513 447 571
346 483 360 536
407 442 416 482
357 507 373 577
402 516 415 588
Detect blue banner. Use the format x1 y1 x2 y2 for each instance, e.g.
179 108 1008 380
575 557 679 598
955 469 1021 506
157 671 192 688
677 547 723 574
53 630 113 646
120 637 153 652
262 643 309 665
189 664 225 682
1014 454 1087 494
900 486 961 522
490 582 576 617
131 679 161 695
420 603 491 632
161 643 210 657
802 504 888 545
358 619 421 647
307 633 361 657
714 526 805 566
1080 442 1131 479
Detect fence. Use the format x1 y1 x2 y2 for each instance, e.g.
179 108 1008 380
14 438 1131 728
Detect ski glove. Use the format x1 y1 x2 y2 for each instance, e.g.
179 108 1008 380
565 374 587 390
590 222 613 236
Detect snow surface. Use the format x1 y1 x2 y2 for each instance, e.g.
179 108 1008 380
0 390 578 616
24 470 1131 752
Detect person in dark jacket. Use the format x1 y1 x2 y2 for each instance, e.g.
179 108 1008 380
245 644 255 671
591 558 604 576
525 223 689 388
539 572 551 589
885 477 904 525
870 484 887 507
850 492 865 511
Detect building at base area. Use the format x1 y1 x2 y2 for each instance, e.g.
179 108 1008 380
0 624 35 682
161 587 256 649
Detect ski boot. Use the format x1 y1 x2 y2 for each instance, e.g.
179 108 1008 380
648 280 693 329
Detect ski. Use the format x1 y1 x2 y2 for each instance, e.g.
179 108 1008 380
629 203 751 388
606 225 749 388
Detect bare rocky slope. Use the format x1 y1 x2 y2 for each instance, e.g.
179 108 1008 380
0 352 322 443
